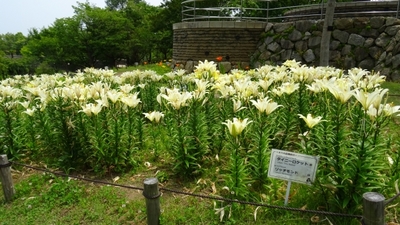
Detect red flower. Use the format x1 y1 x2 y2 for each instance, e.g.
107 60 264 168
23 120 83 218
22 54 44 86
216 56 223 62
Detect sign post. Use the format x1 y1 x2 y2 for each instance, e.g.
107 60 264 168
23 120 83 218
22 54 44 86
284 180 292 206
268 149 319 205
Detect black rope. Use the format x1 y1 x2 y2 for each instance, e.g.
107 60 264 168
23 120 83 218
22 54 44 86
160 187 363 219
143 192 161 199
0 161 12 168
11 161 363 219
385 191 400 205
11 162 144 191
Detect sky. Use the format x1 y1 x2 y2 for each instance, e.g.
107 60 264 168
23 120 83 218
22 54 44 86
0 0 163 35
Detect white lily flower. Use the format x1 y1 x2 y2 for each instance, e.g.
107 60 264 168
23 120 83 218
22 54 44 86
121 93 141 108
119 84 135 94
387 155 394 165
107 90 122 103
279 82 300 95
232 98 246 113
291 65 311 82
222 118 252 137
160 88 193 110
298 114 324 129
353 88 388 110
348 67 368 84
250 97 282 115
194 60 219 80
193 79 209 100
367 104 380 119
306 82 324 93
283 59 301 68
19 101 30 109
91 103 103 115
143 111 164 123
382 103 400 116
327 82 354 103
258 79 274 91
23 107 36 116
80 103 93 116
0 85 23 99
164 72 176 80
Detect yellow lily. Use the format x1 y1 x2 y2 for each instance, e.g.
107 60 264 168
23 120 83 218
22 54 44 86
222 118 252 137
298 114 324 129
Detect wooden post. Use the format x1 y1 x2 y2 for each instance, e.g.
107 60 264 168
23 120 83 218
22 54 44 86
362 192 385 225
0 154 15 202
320 0 336 67
143 178 160 225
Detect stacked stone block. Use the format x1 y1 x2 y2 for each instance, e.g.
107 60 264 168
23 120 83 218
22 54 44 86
251 17 400 81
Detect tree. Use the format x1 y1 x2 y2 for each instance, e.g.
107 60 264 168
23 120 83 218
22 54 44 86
106 0 128 10
118 1 163 63
149 0 182 60
73 2 135 67
0 51 9 78
320 0 336 66
0 32 26 58
21 27 61 74
8 0 349 74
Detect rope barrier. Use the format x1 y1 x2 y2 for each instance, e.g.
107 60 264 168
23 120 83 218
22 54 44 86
160 187 362 219
10 161 363 219
0 161 12 168
385 191 400 206
11 162 144 191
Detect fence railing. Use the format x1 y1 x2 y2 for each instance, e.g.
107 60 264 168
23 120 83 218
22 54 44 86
181 0 400 22
2 154 399 225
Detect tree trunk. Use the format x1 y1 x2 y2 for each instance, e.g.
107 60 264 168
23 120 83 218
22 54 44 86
320 0 336 67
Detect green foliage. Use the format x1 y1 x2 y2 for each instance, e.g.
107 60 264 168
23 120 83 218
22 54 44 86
117 63 172 75
224 135 251 200
2 173 148 224
0 55 31 78
382 81 400 105
188 97 210 158
0 1 169 74
272 93 299 150
43 177 84 206
1 62 400 223
168 106 203 177
105 0 129 10
0 96 25 159
34 61 56 75
204 93 226 155
0 33 26 58
247 111 274 191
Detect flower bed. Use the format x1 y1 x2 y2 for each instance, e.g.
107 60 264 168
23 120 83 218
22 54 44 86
0 60 399 214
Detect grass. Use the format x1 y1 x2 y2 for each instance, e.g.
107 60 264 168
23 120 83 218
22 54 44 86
114 62 173 75
1 172 146 224
0 169 328 225
1 160 362 224
382 81 400 105
0 71 399 224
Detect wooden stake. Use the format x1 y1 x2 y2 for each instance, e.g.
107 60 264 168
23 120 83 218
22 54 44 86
0 155 15 202
362 192 385 225
143 178 160 225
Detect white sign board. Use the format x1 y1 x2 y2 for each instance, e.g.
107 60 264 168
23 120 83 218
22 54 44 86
268 149 319 185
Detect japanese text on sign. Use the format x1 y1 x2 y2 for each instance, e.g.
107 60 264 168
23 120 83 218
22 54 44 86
268 149 319 185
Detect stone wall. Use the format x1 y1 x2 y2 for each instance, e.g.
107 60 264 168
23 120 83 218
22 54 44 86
251 17 400 81
173 21 266 72
172 17 400 80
